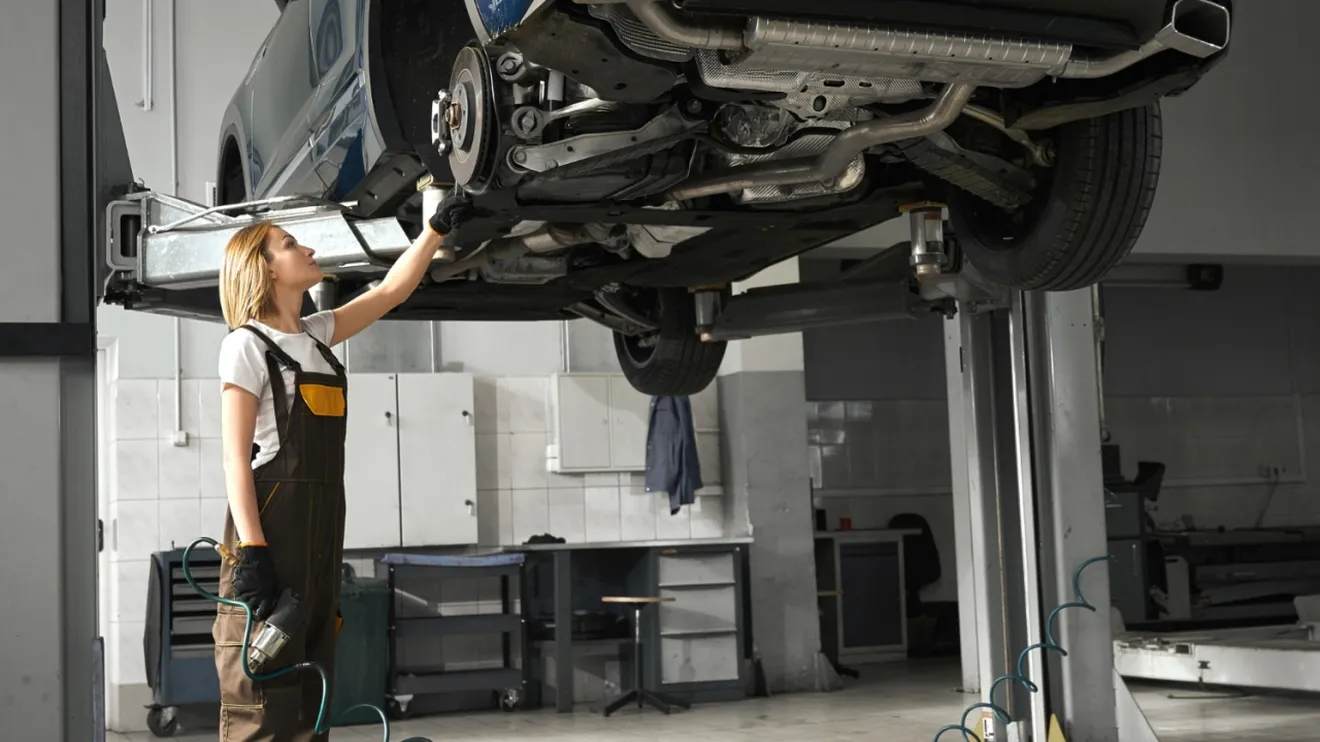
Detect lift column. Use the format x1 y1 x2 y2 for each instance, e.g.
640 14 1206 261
944 286 1117 742
0 1 116 740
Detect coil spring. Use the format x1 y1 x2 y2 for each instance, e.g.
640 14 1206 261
931 555 1113 742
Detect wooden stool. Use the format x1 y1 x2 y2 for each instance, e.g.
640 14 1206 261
599 596 691 717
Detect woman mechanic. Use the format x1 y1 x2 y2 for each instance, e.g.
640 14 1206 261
212 190 471 741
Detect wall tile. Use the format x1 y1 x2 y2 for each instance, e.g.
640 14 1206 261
158 440 201 500
475 434 501 490
696 431 722 486
198 378 222 438
112 620 147 685
620 487 657 542
113 440 159 501
691 384 720 431
511 488 549 544
472 376 498 433
497 489 514 545
548 487 586 543
111 560 151 624
158 499 201 551
691 496 725 539
509 432 549 489
584 486 621 542
200 498 229 541
584 472 621 487
655 494 692 540
498 377 548 434
156 379 202 440
477 489 501 546
113 500 158 562
113 379 158 441
199 438 226 500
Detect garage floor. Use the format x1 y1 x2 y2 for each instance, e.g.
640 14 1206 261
107 660 1320 742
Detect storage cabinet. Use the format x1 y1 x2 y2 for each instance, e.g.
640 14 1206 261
652 547 744 691
344 374 402 549
397 373 478 547
342 372 478 550
547 373 652 473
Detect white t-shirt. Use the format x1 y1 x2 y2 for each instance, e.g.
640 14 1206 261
217 311 339 469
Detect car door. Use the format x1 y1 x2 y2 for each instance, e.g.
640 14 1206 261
247 0 326 198
307 0 369 200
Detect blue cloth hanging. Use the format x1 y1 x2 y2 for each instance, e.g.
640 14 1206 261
644 395 703 515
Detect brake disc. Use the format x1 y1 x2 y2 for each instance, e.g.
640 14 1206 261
446 45 499 190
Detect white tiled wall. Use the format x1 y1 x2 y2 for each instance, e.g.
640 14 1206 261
102 371 727 727
471 376 725 548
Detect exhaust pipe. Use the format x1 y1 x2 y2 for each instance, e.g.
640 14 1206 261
623 0 742 51
667 83 975 201
1060 0 1231 79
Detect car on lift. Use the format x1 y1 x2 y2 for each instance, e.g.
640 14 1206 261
215 0 1232 395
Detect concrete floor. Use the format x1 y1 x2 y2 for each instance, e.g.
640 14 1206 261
108 659 1320 742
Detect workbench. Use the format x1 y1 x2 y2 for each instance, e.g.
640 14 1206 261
503 537 752 712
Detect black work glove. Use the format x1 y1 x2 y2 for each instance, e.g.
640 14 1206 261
428 188 474 235
231 545 280 622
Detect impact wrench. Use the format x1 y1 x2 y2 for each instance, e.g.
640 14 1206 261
184 536 435 742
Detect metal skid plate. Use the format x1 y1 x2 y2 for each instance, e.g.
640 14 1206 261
707 278 923 341
105 192 415 293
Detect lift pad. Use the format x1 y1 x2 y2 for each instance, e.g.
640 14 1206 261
104 192 428 296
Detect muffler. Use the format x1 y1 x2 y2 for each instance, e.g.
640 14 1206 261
625 0 1230 88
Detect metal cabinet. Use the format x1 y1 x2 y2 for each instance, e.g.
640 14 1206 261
547 373 651 473
397 373 478 547
650 545 746 700
342 372 478 550
344 373 401 549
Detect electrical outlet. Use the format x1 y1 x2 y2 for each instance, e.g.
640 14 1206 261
1258 463 1286 480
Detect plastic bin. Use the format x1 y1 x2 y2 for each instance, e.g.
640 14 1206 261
330 565 392 726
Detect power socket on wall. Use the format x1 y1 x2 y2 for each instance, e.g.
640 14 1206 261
1257 463 1287 480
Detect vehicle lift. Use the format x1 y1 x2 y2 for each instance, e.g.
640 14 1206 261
104 186 1167 742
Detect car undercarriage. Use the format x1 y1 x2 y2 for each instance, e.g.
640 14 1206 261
104 0 1232 395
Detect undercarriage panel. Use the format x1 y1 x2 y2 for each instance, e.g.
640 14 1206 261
675 0 1164 49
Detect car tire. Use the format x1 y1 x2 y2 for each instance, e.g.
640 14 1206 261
949 103 1162 291
613 287 726 396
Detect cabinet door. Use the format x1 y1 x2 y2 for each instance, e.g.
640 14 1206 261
397 373 478 546
553 374 611 470
608 375 650 469
343 374 401 549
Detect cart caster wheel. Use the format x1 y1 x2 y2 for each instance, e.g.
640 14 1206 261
388 697 414 720
498 688 521 712
146 706 179 738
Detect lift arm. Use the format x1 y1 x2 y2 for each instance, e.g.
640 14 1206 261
101 191 436 315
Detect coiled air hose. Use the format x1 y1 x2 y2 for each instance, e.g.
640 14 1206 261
932 555 1114 742
182 537 434 742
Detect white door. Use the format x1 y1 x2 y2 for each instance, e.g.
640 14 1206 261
397 373 478 546
608 375 651 470
343 373 402 549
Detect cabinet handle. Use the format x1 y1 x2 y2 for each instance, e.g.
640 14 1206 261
461 410 471 426
384 411 393 426
465 499 475 516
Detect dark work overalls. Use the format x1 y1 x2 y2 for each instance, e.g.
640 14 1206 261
213 324 348 742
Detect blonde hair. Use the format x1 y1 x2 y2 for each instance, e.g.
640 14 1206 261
219 221 276 329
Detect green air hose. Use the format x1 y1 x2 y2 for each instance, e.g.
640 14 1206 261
182 537 433 742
